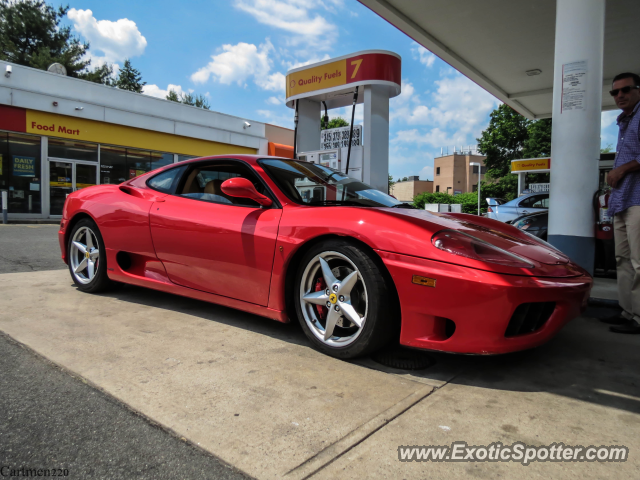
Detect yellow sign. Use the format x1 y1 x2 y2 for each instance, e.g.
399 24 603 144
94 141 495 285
286 59 347 98
511 158 551 173
26 110 256 157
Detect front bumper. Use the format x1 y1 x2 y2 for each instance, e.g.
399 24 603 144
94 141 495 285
377 250 592 355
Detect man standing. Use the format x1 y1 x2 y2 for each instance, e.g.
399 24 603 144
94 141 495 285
605 72 640 334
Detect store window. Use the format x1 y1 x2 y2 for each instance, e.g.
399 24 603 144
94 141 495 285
100 147 174 184
150 152 174 171
48 138 98 161
100 145 127 185
0 133 42 214
126 149 151 179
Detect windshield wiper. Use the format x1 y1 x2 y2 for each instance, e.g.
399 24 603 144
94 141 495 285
390 203 417 209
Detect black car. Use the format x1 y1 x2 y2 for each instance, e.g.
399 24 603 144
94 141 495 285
509 211 548 240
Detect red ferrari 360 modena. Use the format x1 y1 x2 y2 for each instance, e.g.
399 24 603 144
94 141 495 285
58 155 592 359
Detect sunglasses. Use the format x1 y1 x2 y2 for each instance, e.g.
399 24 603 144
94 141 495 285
609 85 640 97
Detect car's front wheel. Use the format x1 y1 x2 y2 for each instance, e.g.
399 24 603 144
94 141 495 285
67 218 117 293
294 239 396 359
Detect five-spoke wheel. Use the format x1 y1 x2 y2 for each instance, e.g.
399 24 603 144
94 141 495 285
300 251 368 347
70 226 100 284
67 218 116 293
295 239 396 359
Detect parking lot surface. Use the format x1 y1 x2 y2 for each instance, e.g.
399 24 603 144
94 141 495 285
0 226 638 479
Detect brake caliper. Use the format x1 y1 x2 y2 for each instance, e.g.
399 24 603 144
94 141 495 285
314 277 328 321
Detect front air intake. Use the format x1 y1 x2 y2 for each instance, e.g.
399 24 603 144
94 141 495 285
505 302 556 337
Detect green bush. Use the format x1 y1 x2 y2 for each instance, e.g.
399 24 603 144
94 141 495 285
412 191 487 215
412 192 455 209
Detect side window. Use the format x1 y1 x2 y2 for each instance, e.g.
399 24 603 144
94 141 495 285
532 196 549 208
519 195 541 208
147 166 186 194
177 162 268 207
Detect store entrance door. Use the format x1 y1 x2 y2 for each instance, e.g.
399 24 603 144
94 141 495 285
48 159 98 216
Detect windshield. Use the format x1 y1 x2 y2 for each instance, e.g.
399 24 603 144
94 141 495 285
259 158 404 207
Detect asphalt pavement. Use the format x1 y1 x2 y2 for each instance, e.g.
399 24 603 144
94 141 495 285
0 224 65 273
0 225 251 480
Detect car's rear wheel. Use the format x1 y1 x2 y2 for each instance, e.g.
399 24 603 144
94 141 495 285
294 239 396 359
68 218 116 293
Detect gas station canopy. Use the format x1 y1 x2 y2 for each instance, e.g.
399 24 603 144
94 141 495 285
358 0 640 119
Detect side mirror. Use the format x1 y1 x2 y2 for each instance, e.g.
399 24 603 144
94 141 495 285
221 177 273 207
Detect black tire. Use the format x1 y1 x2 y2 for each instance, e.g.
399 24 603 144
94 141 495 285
294 239 396 359
67 218 117 293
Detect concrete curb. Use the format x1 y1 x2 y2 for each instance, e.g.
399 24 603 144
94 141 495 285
284 384 435 480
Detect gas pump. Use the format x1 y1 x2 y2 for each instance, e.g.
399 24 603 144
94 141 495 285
285 50 401 193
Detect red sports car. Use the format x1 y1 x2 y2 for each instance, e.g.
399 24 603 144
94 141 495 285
58 155 592 359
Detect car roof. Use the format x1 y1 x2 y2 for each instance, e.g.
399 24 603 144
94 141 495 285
505 192 548 205
512 210 548 222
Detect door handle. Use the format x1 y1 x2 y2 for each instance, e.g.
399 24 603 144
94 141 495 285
522 210 530 215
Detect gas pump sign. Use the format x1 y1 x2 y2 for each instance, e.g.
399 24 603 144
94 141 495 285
321 125 362 150
286 52 401 102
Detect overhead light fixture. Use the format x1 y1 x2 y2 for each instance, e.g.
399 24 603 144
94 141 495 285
526 69 542 76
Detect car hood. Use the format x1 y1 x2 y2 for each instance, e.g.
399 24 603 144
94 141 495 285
374 208 585 277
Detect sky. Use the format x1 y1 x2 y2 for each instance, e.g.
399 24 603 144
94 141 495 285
57 0 620 181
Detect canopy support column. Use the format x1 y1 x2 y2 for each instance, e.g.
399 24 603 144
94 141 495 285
548 0 605 274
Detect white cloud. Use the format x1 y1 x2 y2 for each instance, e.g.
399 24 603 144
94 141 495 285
257 109 294 128
411 42 436 68
283 54 331 70
601 110 618 130
142 84 188 99
266 96 282 105
234 0 337 50
391 74 499 149
191 40 286 92
258 72 286 92
68 9 147 65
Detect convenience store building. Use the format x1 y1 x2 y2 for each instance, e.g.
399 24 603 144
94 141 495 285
0 61 293 220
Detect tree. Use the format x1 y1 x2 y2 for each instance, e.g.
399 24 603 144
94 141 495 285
388 174 395 194
477 104 531 179
115 59 145 93
601 143 613 153
78 62 114 85
166 90 181 102
166 89 211 110
0 0 113 84
523 118 552 184
322 117 349 130
523 118 552 158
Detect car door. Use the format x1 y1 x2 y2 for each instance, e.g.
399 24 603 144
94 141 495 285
149 160 282 306
494 198 520 222
517 194 549 216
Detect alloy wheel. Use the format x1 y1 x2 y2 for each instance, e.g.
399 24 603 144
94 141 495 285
69 226 100 285
299 251 368 347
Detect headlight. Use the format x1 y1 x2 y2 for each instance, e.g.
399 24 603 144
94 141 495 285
432 230 534 268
